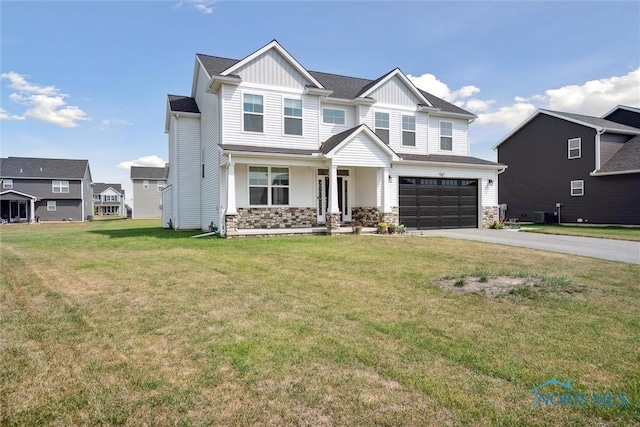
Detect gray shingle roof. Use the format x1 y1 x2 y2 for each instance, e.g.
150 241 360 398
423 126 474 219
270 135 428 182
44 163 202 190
0 157 89 179
194 53 473 116
219 144 319 156
596 135 640 173
400 153 504 166
168 95 200 114
546 110 640 133
94 183 123 194
130 166 166 180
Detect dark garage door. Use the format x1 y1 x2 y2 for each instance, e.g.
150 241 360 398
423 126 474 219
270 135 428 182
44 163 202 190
399 177 478 229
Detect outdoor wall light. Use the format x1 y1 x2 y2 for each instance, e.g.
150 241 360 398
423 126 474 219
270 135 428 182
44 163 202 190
388 175 392 183
488 179 494 184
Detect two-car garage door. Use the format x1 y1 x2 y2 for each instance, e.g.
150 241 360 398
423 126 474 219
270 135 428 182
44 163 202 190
399 177 478 229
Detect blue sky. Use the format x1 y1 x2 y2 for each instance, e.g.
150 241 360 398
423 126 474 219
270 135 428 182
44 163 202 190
2 1 639 203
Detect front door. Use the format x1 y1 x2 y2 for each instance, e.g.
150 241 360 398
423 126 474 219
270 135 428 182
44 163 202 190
317 175 350 224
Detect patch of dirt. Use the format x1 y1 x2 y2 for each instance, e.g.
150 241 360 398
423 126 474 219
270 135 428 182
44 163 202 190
435 276 542 298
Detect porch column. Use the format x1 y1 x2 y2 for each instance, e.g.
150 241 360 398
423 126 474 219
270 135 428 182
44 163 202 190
30 199 35 223
227 162 237 215
328 164 339 214
381 167 390 213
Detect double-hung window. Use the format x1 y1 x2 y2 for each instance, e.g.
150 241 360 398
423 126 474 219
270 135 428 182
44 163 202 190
568 138 581 159
52 180 69 193
375 112 390 144
249 166 289 206
243 93 264 133
143 180 149 189
571 180 584 196
284 98 302 136
47 201 56 211
3 179 13 189
440 121 453 151
322 108 345 125
402 115 416 146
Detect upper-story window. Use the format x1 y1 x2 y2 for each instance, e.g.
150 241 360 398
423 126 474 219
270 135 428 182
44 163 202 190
243 93 264 133
402 115 416 146
157 181 166 192
375 112 390 144
143 180 149 189
568 138 581 159
283 98 302 136
93 194 101 201
3 179 13 189
322 108 345 125
440 121 453 151
52 180 69 193
105 195 118 202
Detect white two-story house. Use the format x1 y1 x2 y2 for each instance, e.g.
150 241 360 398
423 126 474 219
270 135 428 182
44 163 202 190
163 40 504 235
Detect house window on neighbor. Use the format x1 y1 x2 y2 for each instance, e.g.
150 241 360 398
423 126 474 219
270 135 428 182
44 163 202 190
402 115 416 146
243 93 264 133
322 108 346 125
571 180 584 196
143 180 149 190
52 180 69 193
47 201 56 211
249 166 289 206
3 179 13 189
568 138 581 159
440 121 453 151
375 112 390 144
284 98 303 136
157 181 166 192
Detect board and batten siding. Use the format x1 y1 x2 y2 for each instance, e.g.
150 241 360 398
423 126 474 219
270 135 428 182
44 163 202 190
195 63 221 230
332 134 390 167
175 115 201 229
222 85 320 150
319 103 357 142
235 49 310 89
599 133 628 168
369 75 422 107
428 116 469 156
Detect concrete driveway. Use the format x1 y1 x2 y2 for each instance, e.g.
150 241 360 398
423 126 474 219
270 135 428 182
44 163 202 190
416 228 640 264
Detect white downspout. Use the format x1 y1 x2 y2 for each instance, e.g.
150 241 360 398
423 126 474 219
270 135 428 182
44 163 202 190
593 128 605 173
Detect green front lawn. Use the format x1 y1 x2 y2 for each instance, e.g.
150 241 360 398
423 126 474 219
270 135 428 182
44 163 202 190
1 220 638 425
521 223 640 241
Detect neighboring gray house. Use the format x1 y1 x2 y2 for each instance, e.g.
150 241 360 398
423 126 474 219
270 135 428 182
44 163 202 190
494 105 640 225
0 156 93 223
131 166 166 219
93 183 125 216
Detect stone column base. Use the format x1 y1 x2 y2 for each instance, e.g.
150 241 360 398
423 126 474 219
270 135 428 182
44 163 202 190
326 213 341 234
482 206 499 228
225 214 239 235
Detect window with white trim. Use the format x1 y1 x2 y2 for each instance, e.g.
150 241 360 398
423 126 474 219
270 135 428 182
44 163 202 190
47 201 56 211
243 93 264 133
568 138 581 159
52 180 69 193
402 115 416 146
105 195 118 202
571 180 584 196
375 112 390 144
143 180 149 189
249 166 289 206
322 108 346 125
157 181 166 192
3 179 13 189
284 98 302 135
94 194 101 201
440 121 453 151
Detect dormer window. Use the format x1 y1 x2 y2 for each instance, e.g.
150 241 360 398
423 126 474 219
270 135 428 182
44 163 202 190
375 112 390 144
283 98 302 136
568 138 581 159
402 115 416 146
243 93 264 133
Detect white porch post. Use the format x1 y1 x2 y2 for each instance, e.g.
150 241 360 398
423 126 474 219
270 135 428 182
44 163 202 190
30 199 35 223
328 164 339 214
381 167 390 212
227 162 237 215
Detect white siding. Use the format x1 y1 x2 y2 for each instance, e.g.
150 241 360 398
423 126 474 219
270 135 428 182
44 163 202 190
370 75 421 107
354 167 378 207
428 116 469 156
222 85 320 150
175 115 201 229
162 186 173 228
235 49 311 89
332 135 390 167
319 103 357 142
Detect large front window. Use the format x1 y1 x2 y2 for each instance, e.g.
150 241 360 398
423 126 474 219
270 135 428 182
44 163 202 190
284 98 302 135
375 112 390 144
249 166 289 206
52 180 69 193
440 121 453 151
243 93 264 133
402 115 416 146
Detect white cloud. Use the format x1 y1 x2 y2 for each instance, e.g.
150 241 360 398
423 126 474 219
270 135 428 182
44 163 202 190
408 73 488 114
117 155 167 170
98 119 133 130
1 72 90 128
0 106 25 121
175 0 215 14
475 102 537 129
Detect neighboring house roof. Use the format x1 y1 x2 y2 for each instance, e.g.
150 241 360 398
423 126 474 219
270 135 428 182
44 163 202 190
593 135 640 175
94 183 123 194
130 166 166 180
602 105 640 118
168 95 200 114
0 157 90 179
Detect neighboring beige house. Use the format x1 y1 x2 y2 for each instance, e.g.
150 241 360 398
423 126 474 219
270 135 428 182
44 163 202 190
131 166 166 219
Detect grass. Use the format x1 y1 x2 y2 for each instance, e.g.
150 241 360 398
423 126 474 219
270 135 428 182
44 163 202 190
520 223 640 241
1 219 639 425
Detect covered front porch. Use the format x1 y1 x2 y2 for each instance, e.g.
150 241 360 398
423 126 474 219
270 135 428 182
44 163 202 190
0 190 38 223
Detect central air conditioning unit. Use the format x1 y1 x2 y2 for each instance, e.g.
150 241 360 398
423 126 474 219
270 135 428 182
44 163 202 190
533 211 554 224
